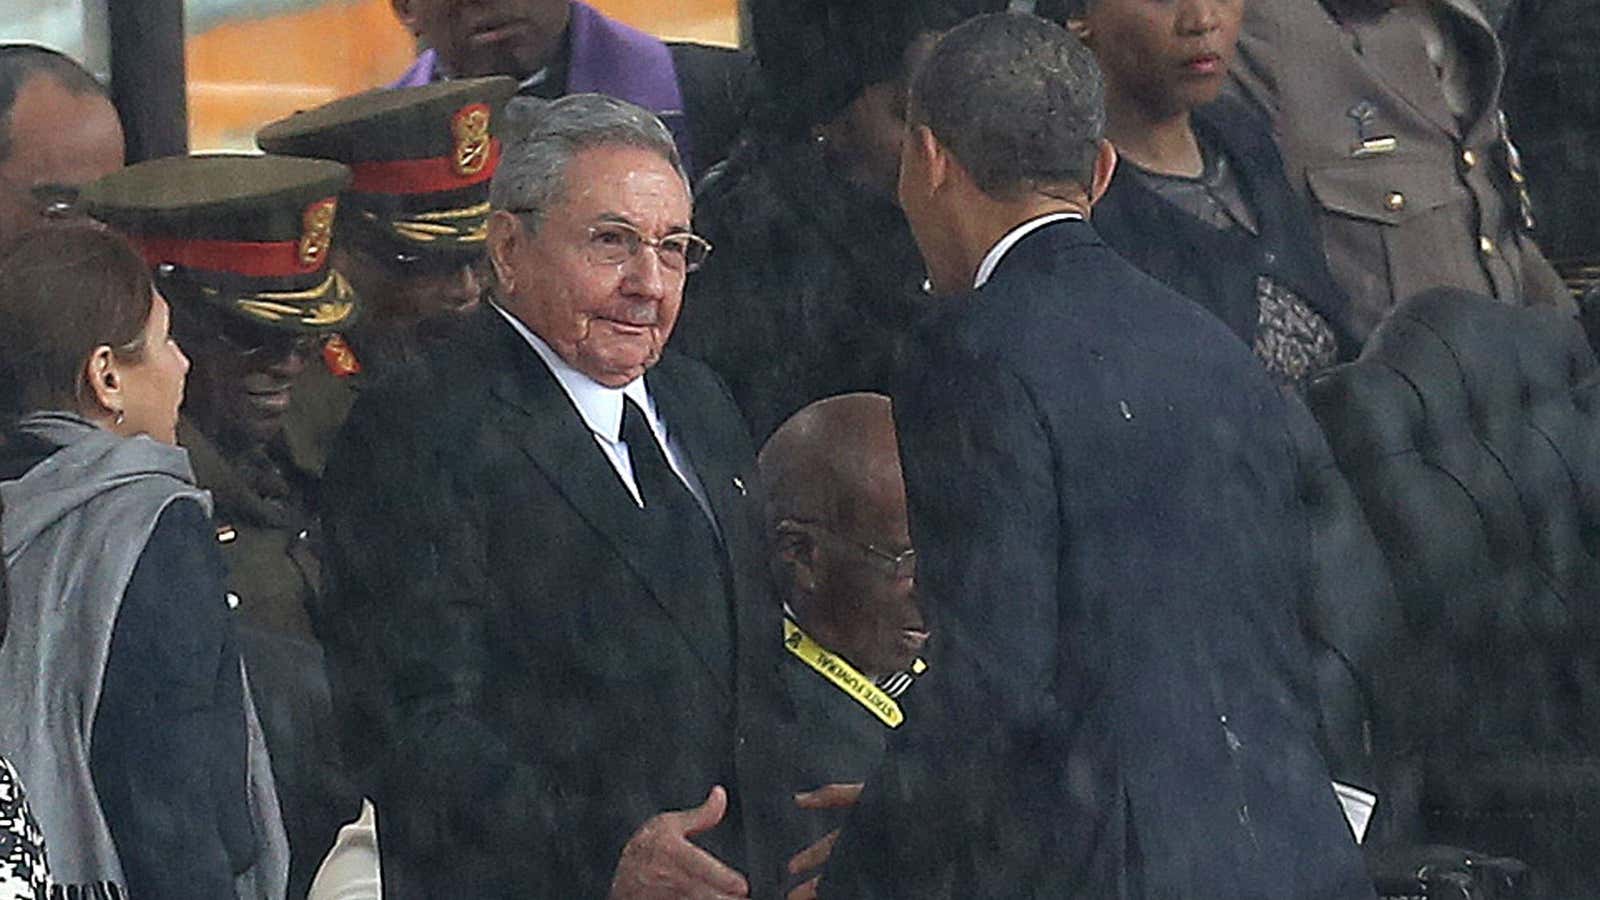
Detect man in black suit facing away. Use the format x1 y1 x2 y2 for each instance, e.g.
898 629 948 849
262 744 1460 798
319 94 785 898
819 14 1375 899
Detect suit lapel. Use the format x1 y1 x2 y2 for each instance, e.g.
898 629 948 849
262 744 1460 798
480 313 733 692
649 358 787 709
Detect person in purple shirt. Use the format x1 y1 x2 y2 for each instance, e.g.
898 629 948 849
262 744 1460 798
388 0 752 180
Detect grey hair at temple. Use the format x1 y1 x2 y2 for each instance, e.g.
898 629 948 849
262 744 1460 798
908 12 1105 198
488 93 689 235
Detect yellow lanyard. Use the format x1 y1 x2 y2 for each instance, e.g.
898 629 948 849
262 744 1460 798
783 617 905 728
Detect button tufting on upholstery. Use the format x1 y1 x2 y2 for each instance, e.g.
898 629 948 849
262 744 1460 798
1307 288 1600 881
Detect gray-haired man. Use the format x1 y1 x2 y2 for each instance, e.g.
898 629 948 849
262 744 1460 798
319 93 786 899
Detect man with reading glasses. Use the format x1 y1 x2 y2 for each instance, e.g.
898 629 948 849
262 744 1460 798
321 93 790 898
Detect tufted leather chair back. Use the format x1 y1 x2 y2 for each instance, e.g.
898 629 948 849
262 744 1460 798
1307 288 1600 893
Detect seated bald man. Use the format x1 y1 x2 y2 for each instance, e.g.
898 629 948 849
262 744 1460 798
757 393 926 898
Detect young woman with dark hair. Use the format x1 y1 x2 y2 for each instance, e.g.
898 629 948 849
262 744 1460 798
0 225 286 899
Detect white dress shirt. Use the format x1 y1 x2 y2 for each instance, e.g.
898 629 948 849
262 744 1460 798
491 304 714 517
973 211 1085 289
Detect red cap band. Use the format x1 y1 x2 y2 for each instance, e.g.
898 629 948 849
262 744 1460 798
132 235 318 277
348 139 503 195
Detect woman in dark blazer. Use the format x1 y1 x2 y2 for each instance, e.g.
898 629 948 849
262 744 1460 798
0 226 284 899
1045 0 1358 390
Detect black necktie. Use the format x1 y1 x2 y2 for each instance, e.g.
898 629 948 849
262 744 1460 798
621 397 703 522
620 396 735 685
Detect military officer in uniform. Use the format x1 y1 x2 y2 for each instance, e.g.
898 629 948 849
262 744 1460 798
257 77 521 486
257 75 520 384
1233 0 1574 342
79 155 364 898
756 393 928 899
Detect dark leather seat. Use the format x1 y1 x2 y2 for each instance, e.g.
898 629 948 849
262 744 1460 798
1305 288 1600 897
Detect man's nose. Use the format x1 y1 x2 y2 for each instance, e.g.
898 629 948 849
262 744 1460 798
263 342 312 377
1177 0 1224 33
621 245 671 298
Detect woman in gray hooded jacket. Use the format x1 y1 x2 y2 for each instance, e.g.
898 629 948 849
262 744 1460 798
0 225 287 900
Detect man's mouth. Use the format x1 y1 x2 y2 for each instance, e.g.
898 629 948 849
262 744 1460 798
467 18 525 45
245 386 293 415
597 305 660 331
1183 52 1224 75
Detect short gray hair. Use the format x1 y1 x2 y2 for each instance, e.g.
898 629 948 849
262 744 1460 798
489 93 689 233
910 12 1104 199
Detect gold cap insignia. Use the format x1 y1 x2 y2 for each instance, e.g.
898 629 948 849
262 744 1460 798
298 198 338 269
452 103 492 177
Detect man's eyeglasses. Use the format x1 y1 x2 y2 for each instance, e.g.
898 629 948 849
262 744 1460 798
509 210 712 273
585 221 712 272
787 519 917 581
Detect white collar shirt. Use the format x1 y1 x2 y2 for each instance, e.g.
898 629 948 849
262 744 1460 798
491 303 714 519
972 212 1085 289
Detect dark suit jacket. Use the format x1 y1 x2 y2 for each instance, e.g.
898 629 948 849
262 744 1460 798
822 221 1374 899
765 637 902 896
318 305 787 897
1500 0 1600 279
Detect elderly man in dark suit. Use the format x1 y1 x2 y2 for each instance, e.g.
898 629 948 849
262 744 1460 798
319 93 785 899
818 14 1374 899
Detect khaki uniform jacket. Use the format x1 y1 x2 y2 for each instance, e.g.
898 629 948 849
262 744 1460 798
179 408 359 898
1234 0 1572 341
179 418 325 639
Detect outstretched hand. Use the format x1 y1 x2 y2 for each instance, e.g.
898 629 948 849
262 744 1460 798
610 785 750 900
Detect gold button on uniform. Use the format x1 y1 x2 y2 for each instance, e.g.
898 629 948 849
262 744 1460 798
1462 149 1478 170
1384 192 1406 212
1479 235 1497 256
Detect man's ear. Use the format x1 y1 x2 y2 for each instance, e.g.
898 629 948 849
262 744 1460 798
1086 139 1119 207
81 345 122 421
486 210 523 294
390 0 422 35
909 124 951 197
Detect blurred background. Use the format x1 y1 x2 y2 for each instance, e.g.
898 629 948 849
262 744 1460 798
0 0 740 152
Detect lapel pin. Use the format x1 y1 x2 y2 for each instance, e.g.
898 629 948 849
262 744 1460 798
733 476 747 496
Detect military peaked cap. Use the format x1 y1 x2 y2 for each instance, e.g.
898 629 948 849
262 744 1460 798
79 153 356 332
255 76 519 273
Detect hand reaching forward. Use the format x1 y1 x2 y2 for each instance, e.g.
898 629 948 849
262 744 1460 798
610 785 751 900
785 783 865 900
